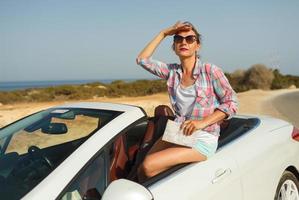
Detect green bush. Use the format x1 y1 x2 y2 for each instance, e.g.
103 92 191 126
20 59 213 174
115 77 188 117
0 79 167 104
226 70 249 92
1 68 298 105
243 64 274 90
271 69 290 89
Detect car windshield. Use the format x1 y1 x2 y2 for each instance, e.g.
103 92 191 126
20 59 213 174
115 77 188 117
0 107 121 200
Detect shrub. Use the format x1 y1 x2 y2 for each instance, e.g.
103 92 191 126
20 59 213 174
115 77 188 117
271 69 291 89
243 64 274 90
226 69 249 92
106 79 166 97
285 74 299 88
0 91 27 104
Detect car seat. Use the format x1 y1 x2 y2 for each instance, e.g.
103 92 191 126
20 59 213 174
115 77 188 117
109 135 129 181
127 105 174 181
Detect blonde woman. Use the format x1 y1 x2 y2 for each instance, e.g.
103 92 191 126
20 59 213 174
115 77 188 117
136 21 238 180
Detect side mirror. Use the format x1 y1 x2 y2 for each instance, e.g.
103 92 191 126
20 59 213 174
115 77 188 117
102 179 153 200
41 123 68 134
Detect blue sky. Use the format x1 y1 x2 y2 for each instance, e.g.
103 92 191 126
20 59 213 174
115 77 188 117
0 0 298 82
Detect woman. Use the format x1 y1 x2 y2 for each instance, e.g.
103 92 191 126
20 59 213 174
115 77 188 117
136 21 238 181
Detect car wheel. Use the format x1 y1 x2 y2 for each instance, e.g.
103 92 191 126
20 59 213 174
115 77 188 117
274 171 299 200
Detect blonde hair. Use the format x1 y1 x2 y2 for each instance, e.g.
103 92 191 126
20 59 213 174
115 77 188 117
183 21 201 44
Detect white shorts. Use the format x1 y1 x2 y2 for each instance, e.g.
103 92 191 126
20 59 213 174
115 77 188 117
192 130 219 158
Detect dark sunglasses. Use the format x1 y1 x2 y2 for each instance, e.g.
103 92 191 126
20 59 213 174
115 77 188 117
173 35 197 44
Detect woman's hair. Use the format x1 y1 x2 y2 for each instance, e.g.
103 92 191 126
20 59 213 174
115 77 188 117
172 21 202 51
184 21 201 44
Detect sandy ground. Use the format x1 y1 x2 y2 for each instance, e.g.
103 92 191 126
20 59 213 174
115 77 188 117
272 91 299 127
0 88 298 128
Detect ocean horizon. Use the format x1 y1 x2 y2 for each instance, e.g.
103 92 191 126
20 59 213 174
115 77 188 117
0 79 141 91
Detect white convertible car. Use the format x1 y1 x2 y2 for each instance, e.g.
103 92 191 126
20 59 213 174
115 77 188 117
0 102 298 200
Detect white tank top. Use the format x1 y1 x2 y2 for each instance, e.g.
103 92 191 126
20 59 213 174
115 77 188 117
175 83 197 118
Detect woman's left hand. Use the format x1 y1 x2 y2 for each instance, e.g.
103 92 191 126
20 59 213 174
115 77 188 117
180 120 208 136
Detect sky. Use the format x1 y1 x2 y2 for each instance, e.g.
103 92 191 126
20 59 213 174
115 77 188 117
0 0 299 82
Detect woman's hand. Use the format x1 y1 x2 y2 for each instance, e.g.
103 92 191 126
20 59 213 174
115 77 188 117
180 120 208 136
137 21 191 63
161 21 191 37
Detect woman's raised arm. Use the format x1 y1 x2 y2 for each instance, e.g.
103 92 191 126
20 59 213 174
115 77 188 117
137 21 191 60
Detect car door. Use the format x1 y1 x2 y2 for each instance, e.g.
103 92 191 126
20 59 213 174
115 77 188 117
232 124 292 200
59 150 107 200
57 119 149 200
147 144 243 200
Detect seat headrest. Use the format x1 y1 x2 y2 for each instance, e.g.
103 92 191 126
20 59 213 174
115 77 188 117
154 105 174 117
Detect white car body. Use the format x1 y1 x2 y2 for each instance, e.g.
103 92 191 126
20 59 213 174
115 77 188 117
0 102 297 200
148 116 298 200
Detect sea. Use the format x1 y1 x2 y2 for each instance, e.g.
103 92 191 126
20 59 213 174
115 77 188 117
0 79 137 91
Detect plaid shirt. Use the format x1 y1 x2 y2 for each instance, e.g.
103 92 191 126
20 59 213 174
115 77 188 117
137 57 238 136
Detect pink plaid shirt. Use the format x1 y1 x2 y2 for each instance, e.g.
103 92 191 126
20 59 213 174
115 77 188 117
137 57 238 136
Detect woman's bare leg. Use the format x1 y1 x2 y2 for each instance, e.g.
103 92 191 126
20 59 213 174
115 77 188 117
147 137 175 155
138 137 207 181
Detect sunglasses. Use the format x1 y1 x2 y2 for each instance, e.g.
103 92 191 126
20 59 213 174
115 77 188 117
173 35 197 44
